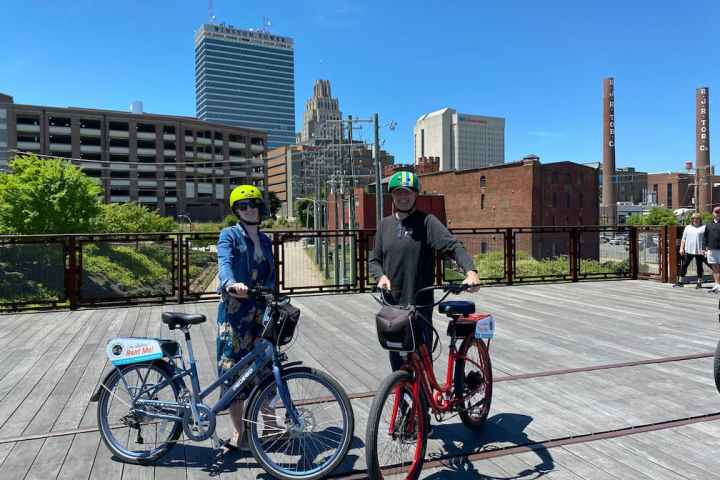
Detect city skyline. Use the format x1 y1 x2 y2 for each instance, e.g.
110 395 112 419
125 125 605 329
0 0 717 173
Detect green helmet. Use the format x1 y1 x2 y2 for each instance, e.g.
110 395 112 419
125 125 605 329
388 171 420 192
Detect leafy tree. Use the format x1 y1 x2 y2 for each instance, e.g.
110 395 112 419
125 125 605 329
0 154 101 234
93 202 176 233
267 191 282 217
626 207 678 226
295 199 314 228
682 211 713 225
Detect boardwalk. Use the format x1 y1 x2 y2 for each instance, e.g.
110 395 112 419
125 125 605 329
1 280 719 479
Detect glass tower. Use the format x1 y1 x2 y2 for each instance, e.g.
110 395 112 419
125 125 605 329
195 24 296 148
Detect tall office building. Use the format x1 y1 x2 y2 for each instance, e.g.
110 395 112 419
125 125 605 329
195 24 296 148
299 80 342 144
414 108 504 171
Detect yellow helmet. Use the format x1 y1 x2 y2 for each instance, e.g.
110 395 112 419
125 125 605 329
229 185 263 209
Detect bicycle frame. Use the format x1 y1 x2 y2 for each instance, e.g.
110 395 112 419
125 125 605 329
122 301 302 428
405 341 462 415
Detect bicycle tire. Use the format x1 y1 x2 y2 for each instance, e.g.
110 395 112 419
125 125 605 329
245 366 354 480
366 370 427 480
454 336 493 431
96 361 182 465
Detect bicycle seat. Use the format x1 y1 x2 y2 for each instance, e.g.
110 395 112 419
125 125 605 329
438 300 475 316
162 312 206 330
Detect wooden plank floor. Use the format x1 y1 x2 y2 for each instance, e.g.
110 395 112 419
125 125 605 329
1 280 720 479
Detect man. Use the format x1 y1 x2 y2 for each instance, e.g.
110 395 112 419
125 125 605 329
703 206 720 293
674 213 708 288
369 170 481 370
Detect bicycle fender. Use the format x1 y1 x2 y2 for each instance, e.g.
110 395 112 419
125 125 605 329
89 360 183 402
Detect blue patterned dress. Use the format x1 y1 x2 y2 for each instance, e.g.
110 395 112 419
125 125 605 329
215 224 274 395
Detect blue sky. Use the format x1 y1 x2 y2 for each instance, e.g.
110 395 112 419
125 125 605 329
1 0 717 172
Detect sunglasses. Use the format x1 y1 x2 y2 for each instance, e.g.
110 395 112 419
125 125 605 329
236 199 263 211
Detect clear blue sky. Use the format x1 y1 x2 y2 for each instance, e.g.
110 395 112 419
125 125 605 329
1 0 717 172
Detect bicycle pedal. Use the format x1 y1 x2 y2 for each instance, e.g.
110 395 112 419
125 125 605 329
135 431 144 444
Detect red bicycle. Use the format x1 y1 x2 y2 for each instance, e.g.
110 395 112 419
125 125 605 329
365 284 494 480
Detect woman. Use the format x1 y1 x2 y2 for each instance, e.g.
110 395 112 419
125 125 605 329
216 184 275 452
674 212 708 288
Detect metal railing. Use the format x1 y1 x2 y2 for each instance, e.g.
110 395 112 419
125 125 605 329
0 225 677 311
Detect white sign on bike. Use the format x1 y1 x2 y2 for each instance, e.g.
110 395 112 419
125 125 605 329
474 314 495 339
105 338 164 366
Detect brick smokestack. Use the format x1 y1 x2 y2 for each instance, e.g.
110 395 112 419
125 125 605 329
697 87 711 212
602 78 617 224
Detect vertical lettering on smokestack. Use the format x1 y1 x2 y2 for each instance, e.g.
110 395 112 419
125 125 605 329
697 87 710 212
602 78 617 224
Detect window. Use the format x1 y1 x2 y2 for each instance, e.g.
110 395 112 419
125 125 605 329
481 194 485 210
480 176 486 187
552 172 559 184
667 183 673 206
109 121 128 131
565 192 570 208
552 192 557 207
579 192 584 207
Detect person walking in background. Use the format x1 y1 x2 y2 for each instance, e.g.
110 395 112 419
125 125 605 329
703 206 720 294
674 213 708 288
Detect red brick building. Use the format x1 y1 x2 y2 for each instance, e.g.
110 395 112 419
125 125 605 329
327 188 446 230
419 156 599 259
647 172 720 210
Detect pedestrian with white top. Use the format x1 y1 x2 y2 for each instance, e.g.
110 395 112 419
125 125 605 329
674 213 708 288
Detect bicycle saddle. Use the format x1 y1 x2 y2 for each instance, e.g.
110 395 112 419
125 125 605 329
438 300 475 316
162 312 206 330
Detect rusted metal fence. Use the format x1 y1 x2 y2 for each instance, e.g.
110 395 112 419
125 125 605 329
0 225 681 311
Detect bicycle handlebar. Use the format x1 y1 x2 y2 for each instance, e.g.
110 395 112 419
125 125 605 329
373 283 471 309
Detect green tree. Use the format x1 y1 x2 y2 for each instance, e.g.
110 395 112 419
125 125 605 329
0 154 101 234
268 191 282 217
295 199 314 228
682 211 713 225
626 207 678 226
93 202 176 233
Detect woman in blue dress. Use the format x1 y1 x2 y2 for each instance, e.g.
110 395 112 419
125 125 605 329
216 184 275 452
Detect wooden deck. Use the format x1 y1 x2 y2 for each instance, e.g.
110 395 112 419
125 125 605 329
1 280 720 479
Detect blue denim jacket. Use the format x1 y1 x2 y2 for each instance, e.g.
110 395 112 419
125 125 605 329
216 224 275 322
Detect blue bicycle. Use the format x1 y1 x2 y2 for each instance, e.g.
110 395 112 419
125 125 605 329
92 288 354 480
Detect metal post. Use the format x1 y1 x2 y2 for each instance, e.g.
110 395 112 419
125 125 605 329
570 229 579 282
629 226 639 279
177 232 185 303
333 184 340 284
505 228 514 285
65 236 79 309
348 115 357 285
373 113 383 226
668 225 678 283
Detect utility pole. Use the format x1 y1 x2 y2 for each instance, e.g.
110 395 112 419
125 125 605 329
348 115 357 285
373 113 383 226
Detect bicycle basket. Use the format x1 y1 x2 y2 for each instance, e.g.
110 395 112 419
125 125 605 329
375 305 416 352
262 303 301 346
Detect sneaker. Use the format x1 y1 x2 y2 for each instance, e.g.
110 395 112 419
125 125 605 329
672 283 684 288
696 282 703 289
707 285 720 294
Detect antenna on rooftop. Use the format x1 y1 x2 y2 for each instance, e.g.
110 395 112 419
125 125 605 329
208 0 216 23
261 16 272 32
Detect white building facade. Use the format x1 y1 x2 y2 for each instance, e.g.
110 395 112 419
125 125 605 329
414 108 504 171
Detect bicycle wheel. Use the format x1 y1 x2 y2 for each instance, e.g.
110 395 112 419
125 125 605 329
365 370 427 480
245 366 354 480
454 336 493 430
96 362 183 464
714 339 720 395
